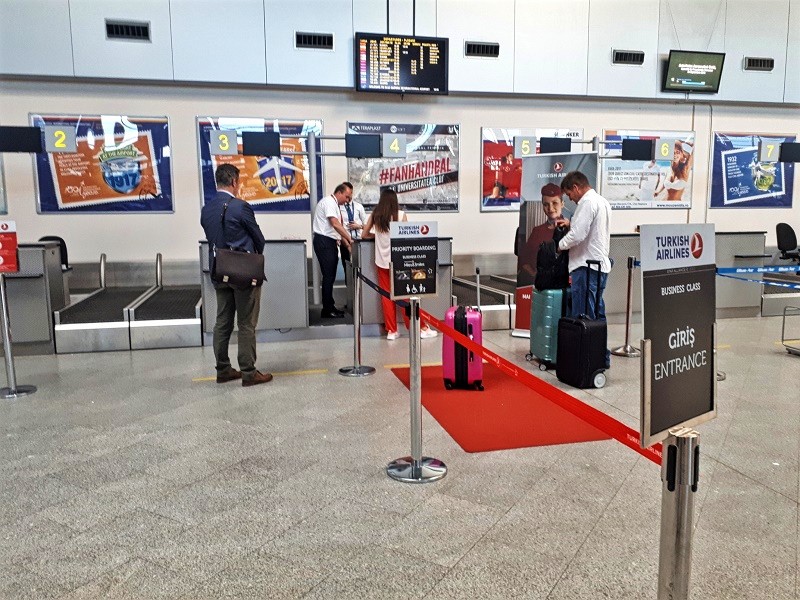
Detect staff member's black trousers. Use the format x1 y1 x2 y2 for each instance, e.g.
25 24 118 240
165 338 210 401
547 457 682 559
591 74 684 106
313 233 339 312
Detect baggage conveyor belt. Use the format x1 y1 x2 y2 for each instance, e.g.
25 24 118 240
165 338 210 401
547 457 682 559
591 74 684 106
55 287 151 353
128 286 202 349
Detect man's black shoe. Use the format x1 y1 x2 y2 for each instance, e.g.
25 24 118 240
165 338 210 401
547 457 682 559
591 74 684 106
321 309 345 318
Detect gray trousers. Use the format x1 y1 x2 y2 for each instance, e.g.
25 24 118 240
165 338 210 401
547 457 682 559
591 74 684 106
213 284 261 375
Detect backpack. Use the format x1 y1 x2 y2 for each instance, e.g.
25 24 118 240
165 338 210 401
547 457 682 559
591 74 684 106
534 226 569 291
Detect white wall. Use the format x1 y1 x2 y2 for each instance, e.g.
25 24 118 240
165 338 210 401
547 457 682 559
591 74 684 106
0 79 798 262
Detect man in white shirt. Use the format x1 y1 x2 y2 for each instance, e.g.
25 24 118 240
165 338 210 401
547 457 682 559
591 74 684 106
338 194 367 278
556 171 612 366
313 182 354 318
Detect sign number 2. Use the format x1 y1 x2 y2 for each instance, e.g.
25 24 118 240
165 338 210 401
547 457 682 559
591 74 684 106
53 130 66 148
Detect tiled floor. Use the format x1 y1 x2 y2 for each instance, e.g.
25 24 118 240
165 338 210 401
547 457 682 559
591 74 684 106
0 316 798 599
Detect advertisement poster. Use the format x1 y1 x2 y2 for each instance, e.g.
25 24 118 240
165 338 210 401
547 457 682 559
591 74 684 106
710 132 796 208
481 127 583 212
513 152 597 334
197 117 323 213
0 157 6 215
31 114 172 213
347 122 459 212
601 130 695 209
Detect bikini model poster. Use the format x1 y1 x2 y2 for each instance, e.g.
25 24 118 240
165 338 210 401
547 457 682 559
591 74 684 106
601 130 695 209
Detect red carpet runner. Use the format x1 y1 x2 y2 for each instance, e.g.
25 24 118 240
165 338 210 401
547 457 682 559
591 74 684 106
391 363 611 453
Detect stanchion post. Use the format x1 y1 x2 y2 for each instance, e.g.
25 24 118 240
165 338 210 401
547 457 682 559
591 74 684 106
657 428 700 600
0 273 36 399
387 297 447 483
156 252 162 286
308 131 322 306
612 255 641 357
339 264 375 377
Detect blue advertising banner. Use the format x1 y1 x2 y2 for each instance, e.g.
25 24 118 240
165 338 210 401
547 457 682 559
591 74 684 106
197 117 323 213
710 132 796 208
31 114 173 213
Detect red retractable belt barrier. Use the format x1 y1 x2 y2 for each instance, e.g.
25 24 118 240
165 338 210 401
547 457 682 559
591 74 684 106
420 308 662 465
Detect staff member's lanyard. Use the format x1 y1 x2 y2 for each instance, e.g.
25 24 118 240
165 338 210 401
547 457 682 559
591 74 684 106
345 203 357 239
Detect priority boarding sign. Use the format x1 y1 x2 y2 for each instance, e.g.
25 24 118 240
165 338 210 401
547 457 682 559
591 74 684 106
390 221 438 300
640 223 717 447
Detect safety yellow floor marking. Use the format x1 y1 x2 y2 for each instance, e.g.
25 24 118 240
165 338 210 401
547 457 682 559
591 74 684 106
776 340 800 346
384 362 442 369
192 368 328 382
715 344 732 350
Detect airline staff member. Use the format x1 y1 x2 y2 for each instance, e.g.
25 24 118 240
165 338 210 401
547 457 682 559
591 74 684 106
313 182 353 318
339 195 367 277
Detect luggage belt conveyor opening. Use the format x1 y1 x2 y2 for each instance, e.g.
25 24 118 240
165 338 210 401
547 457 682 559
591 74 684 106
452 277 514 330
54 286 152 353
127 285 202 350
53 254 203 353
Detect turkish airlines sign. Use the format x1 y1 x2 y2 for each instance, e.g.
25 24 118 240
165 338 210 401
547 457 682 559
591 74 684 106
639 224 715 271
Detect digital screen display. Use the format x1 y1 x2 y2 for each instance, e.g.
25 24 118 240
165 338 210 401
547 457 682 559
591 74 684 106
355 32 448 95
663 50 725 93
0 126 43 153
241 131 281 157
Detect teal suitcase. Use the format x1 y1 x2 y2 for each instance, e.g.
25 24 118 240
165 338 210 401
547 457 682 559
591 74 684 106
526 288 569 371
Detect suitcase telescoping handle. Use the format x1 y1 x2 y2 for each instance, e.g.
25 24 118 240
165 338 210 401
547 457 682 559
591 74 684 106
475 267 481 311
585 260 603 317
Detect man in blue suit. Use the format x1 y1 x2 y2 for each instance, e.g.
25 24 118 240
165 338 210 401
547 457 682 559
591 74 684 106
201 163 272 387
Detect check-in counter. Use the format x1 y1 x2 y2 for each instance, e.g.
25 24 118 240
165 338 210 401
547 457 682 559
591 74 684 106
199 240 308 341
351 238 453 325
2 242 66 355
606 231 766 322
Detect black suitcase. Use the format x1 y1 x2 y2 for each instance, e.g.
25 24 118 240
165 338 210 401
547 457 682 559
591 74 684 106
556 260 608 389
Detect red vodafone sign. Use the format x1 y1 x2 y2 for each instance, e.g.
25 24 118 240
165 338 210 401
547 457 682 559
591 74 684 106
0 221 19 273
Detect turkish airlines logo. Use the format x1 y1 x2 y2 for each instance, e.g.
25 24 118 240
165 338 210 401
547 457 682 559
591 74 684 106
0 224 7 231
690 233 703 259
553 162 564 173
419 224 430 235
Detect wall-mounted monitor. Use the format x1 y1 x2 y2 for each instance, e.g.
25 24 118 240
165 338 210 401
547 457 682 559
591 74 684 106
621 139 655 161
355 32 448 95
663 50 725 93
344 133 381 158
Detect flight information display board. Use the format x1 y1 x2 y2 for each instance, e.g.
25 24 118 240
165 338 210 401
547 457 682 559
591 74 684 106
355 32 448 95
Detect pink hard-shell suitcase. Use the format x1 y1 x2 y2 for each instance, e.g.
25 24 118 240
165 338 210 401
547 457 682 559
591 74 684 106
442 305 484 391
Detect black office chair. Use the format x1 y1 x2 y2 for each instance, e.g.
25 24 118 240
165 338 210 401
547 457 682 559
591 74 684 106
38 235 70 271
776 223 800 263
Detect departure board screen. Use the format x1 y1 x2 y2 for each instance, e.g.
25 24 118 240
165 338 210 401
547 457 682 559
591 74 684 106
355 32 448 95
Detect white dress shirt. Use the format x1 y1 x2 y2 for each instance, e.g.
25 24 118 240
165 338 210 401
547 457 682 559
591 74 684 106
312 195 341 240
339 201 367 240
558 188 612 273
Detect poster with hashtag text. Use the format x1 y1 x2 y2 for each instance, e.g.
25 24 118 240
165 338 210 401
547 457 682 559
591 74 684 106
347 123 459 212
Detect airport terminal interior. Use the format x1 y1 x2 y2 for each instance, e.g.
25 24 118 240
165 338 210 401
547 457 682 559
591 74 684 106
2 0 800 598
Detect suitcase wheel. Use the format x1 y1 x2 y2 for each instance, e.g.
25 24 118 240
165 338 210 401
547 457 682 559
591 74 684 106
538 362 548 372
592 371 607 389
525 353 533 362
444 379 454 390
475 381 484 391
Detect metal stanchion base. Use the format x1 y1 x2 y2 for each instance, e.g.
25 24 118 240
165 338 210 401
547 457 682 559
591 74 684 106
338 366 376 377
386 456 447 483
612 344 641 357
0 384 36 399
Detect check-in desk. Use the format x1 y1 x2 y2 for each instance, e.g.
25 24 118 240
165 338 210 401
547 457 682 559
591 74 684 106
200 240 308 343
606 231 766 322
2 242 66 355
351 238 453 326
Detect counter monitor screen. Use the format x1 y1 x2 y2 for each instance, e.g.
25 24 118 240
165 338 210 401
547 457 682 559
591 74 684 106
663 50 725 93
355 32 448 95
